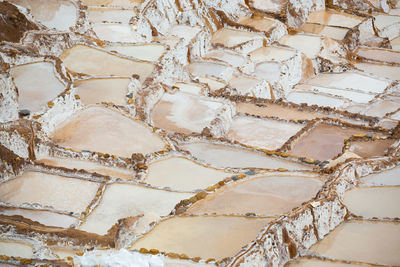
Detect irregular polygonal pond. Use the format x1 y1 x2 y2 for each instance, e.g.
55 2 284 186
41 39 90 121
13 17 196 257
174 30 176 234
349 139 394 158
306 9 365 28
75 78 130 106
186 175 322 216
287 258 360 267
0 207 78 228
10 62 65 113
289 123 372 161
286 91 345 109
0 240 33 258
104 44 165 62
79 183 192 235
60 45 155 82
310 221 400 266
279 34 322 59
205 50 245 67
305 72 390 94
87 7 136 24
145 157 232 191
227 116 304 150
343 187 400 218
354 62 400 81
356 47 400 65
301 23 349 40
180 142 312 170
8 0 78 31
0 171 100 213
360 167 400 186
131 216 273 260
249 46 296 62
50 106 165 157
36 156 133 180
92 23 140 43
80 0 143 7
211 28 262 48
151 92 233 134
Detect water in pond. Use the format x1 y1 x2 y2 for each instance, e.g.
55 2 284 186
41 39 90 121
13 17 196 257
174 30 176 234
0 171 100 213
131 216 273 260
343 187 400 218
227 116 304 150
0 207 78 228
36 156 133 180
0 240 33 258
79 183 192 235
8 0 77 31
10 62 65 113
289 123 373 161
180 142 312 170
60 45 155 82
145 157 232 191
75 78 130 106
50 106 165 157
310 220 400 266
187 175 322 216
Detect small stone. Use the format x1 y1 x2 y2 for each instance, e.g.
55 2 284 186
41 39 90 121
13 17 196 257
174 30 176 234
18 109 30 117
245 170 256 175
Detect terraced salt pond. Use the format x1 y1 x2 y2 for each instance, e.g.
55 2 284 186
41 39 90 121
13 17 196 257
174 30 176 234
304 72 390 95
75 78 130 106
249 46 296 62
145 157 232 191
286 91 345 109
287 258 359 266
131 216 273 260
0 207 78 228
0 240 33 258
205 50 245 67
306 9 365 28
235 102 368 125
92 23 139 43
355 47 400 65
310 221 400 266
354 62 400 81
60 45 155 82
360 167 400 186
8 0 78 31
151 92 232 134
104 44 165 62
36 156 133 180
0 171 100 213
79 183 192 235
279 34 322 59
289 123 376 161
211 28 263 48
188 61 230 80
343 187 400 218
50 106 165 157
180 142 312 170
227 116 304 150
349 139 394 158
237 15 281 33
10 62 65 113
364 98 400 117
87 7 136 24
300 23 349 40
186 175 323 216
80 0 143 7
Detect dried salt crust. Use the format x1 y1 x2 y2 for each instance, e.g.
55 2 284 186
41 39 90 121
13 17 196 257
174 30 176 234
0 0 400 266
